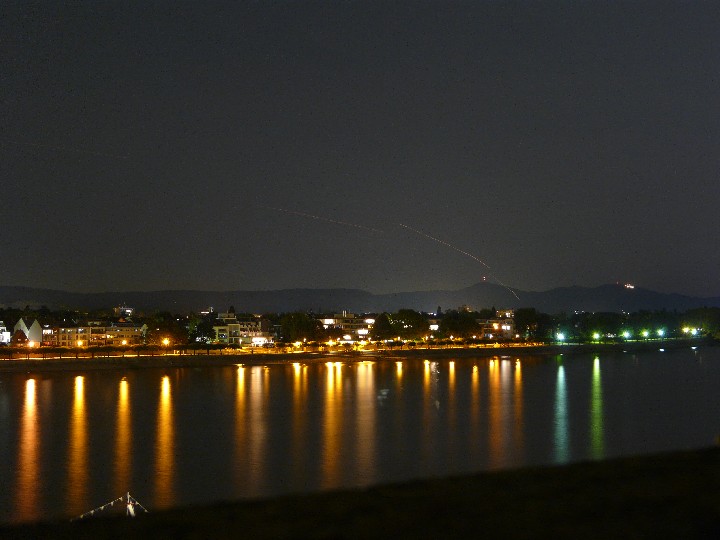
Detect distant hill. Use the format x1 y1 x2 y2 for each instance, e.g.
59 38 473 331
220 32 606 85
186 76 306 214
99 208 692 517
1 283 719 314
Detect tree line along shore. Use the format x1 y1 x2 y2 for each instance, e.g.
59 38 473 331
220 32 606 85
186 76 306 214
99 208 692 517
3 304 720 349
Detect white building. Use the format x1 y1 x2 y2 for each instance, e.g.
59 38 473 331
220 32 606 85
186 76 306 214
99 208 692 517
0 321 10 344
14 318 43 344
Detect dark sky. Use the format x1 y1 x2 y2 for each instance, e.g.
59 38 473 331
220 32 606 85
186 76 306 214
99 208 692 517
3 1 719 297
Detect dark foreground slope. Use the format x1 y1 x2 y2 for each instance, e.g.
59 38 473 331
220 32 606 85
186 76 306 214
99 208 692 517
2 448 719 539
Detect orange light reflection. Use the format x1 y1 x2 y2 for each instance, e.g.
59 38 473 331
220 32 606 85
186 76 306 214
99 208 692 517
67 376 88 515
15 379 40 522
114 378 131 494
154 375 174 507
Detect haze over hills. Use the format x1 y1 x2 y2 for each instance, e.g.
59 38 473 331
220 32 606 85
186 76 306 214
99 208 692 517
1 284 719 315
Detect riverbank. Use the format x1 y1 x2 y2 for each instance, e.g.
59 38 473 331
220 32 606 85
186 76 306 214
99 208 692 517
0 338 712 373
2 446 718 538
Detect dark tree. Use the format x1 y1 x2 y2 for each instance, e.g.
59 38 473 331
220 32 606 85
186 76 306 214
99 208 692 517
390 309 429 339
280 312 320 342
371 313 394 340
439 310 480 338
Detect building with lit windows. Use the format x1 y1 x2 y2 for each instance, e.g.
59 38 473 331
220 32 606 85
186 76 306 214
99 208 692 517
50 322 146 347
213 311 272 346
477 309 516 339
319 311 375 340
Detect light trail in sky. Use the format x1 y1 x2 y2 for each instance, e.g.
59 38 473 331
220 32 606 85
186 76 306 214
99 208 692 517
399 223 520 300
260 205 385 234
0 138 129 160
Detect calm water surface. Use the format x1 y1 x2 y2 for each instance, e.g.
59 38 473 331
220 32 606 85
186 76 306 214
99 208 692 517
1 346 718 524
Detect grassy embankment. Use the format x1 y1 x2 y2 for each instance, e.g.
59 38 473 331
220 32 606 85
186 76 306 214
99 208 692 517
1 447 718 539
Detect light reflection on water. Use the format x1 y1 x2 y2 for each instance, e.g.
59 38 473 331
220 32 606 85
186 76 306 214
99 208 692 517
114 378 131 495
15 379 39 522
2 348 720 524
554 364 569 463
355 362 376 485
154 375 174 508
590 357 604 459
67 376 88 516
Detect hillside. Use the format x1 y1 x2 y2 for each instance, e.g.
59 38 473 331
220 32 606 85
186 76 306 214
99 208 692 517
1 283 718 314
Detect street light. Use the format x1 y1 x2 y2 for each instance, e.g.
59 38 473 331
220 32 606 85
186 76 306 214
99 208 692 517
556 332 565 342
162 338 170 346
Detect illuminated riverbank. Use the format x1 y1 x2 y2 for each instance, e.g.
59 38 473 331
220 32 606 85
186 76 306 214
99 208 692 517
0 337 712 373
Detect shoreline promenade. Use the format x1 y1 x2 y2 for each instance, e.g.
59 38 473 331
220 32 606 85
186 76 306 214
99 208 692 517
0 338 711 373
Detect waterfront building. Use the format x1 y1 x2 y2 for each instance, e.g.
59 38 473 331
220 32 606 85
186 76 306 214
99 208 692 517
477 309 517 339
50 321 146 347
213 311 272 346
319 311 375 340
0 321 10 344
13 318 43 344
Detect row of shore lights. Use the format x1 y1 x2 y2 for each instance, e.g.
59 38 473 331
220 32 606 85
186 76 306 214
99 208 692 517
26 338 171 347
557 327 700 342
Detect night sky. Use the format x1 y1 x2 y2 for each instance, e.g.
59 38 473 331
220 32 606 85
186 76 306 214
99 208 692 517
3 1 719 297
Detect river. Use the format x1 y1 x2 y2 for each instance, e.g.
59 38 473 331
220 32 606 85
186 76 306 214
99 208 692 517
1 345 718 524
